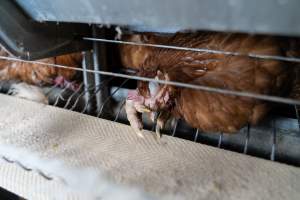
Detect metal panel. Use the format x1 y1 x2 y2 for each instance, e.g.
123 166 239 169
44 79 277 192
0 0 92 60
16 0 300 36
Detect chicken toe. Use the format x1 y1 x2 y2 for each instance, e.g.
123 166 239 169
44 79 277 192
135 129 145 138
125 99 145 138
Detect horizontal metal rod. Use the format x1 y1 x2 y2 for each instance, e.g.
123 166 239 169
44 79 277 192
0 55 300 105
83 37 300 63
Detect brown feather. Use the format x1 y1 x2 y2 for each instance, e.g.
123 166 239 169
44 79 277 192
119 33 170 69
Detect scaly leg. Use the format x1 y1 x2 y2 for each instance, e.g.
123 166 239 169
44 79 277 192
125 99 145 138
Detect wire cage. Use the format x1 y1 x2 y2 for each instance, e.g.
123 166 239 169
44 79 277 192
1 26 300 167
1 0 300 199
40 37 300 167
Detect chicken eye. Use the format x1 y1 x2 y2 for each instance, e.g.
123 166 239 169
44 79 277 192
148 81 159 97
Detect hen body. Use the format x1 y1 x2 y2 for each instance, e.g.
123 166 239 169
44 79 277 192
124 32 296 136
0 46 82 86
119 33 170 69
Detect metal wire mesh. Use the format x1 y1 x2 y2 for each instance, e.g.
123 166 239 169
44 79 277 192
0 34 300 167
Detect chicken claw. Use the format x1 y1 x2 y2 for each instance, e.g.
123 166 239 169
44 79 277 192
155 120 163 140
125 99 145 138
135 129 145 138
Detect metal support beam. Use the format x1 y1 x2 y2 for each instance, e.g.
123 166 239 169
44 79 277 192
92 26 102 112
0 0 91 60
92 26 111 118
16 0 300 36
82 51 95 114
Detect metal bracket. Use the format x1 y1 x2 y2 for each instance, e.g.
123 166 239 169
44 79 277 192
0 0 92 60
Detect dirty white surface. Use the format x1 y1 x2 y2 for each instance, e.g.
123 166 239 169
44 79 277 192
0 94 299 200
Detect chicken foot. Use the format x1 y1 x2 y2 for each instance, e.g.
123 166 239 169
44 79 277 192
125 99 145 138
125 89 152 138
53 76 79 91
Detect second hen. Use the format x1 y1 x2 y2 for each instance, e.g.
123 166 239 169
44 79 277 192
124 32 297 138
0 46 82 90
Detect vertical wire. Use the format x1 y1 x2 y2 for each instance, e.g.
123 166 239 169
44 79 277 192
243 124 250 154
82 51 93 113
218 132 223 148
294 105 300 132
270 119 277 161
172 119 179 137
97 79 129 118
114 100 126 122
194 129 199 142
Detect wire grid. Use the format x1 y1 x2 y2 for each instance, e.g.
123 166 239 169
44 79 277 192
38 37 300 152
1 35 300 181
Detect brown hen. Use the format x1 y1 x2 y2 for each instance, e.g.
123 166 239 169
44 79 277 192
124 32 297 138
0 46 82 88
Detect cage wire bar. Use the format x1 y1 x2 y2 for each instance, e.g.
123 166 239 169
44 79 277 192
82 51 95 114
271 119 277 161
172 120 179 137
92 25 102 112
243 124 250 154
92 26 111 116
69 84 100 111
97 78 129 118
114 100 126 122
83 37 300 63
62 83 83 109
218 133 223 148
1 35 300 111
194 129 199 142
81 77 115 114
294 105 300 131
0 55 300 106
52 77 114 113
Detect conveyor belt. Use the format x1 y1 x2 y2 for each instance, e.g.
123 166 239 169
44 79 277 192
0 94 299 200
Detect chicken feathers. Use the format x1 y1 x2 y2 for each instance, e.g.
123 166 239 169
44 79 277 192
123 32 296 137
0 46 82 87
